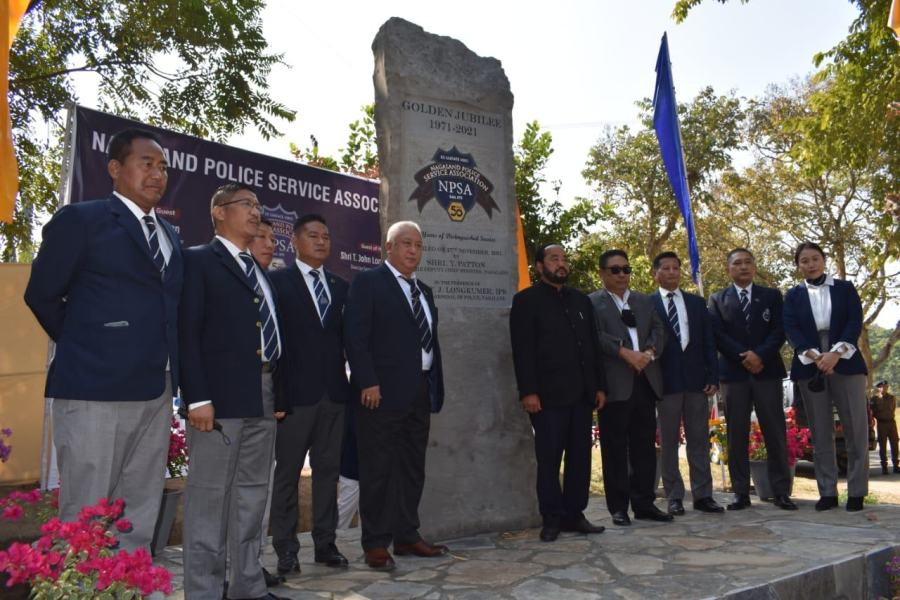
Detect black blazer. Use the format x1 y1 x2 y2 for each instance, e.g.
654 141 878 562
509 282 606 408
178 238 284 418
343 263 444 413
25 196 183 401
708 283 787 383
269 263 351 408
783 278 867 381
652 290 718 395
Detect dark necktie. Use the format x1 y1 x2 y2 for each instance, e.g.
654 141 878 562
402 277 434 354
239 252 279 361
739 288 751 329
142 216 166 273
666 292 682 348
309 269 330 322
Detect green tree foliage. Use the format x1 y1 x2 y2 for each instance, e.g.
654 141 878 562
4 0 296 261
513 121 606 286
870 323 900 387
291 104 380 179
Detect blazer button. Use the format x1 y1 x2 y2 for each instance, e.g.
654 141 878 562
256 349 262 356
254 297 260 304
256 321 262 328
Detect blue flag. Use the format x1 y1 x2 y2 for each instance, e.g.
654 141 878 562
653 32 701 286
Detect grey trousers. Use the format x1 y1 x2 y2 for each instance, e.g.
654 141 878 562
721 377 791 496
270 397 344 557
53 383 171 552
658 391 714 501
798 372 869 498
183 374 276 600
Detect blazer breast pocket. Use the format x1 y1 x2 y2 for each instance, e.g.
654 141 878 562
103 321 130 328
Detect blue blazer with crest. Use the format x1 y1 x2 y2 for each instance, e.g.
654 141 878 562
652 290 718 395
343 263 444 413
25 196 183 401
707 283 787 383
782 278 867 381
178 238 285 418
269 263 351 409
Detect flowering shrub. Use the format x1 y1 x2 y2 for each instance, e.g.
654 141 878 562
709 418 728 464
167 417 189 478
0 487 59 523
0 427 12 462
0 497 172 597
747 408 811 467
886 554 900 599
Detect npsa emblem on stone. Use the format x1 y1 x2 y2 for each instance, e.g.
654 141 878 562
409 147 499 222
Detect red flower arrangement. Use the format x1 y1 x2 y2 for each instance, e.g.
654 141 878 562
0 487 59 523
167 416 189 478
748 408 811 467
0 497 172 597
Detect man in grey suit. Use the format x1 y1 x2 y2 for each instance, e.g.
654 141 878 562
589 249 672 526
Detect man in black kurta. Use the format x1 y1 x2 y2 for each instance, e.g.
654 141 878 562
509 244 607 542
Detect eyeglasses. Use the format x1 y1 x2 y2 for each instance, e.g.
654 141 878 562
604 265 632 275
219 198 262 212
621 308 637 328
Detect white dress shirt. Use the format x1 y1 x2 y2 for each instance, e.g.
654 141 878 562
114 192 173 265
385 260 434 371
295 258 331 321
797 275 856 364
606 289 641 352
733 282 753 304
659 287 690 350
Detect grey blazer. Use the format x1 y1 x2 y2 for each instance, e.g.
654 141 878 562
589 289 666 403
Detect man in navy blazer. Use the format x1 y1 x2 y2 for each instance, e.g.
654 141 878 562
25 129 182 551
344 221 447 571
650 252 722 516
708 248 796 511
268 214 351 574
179 183 288 600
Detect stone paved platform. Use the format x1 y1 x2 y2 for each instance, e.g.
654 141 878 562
158 494 899 599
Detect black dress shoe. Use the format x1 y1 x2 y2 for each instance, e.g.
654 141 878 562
667 499 685 516
561 516 605 534
262 568 285 587
539 526 560 542
634 505 674 522
275 553 300 576
727 494 751 511
846 496 864 512
611 511 631 526
693 497 724 513
314 543 349 568
815 496 838 511
773 495 798 511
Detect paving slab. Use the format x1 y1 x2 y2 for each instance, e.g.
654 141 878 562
158 495 900 599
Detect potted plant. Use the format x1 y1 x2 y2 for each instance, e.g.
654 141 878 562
151 416 189 556
748 408 811 500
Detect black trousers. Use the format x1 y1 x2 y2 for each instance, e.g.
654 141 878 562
529 402 593 528
356 374 430 550
599 374 657 514
721 377 791 496
269 396 344 557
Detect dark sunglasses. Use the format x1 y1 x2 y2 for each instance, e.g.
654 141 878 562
604 265 632 275
808 372 825 393
621 309 637 328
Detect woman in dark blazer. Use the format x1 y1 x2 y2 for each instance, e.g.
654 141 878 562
783 242 869 512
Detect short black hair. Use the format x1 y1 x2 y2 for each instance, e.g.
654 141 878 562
534 243 563 264
652 251 681 271
726 247 754 264
107 128 162 164
259 218 274 228
599 249 628 269
293 213 327 232
793 241 826 266
876 380 888 387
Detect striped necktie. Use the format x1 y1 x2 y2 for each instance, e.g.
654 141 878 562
666 292 682 348
239 252 279 361
309 269 330 323
402 277 434 353
739 288 751 329
142 216 166 274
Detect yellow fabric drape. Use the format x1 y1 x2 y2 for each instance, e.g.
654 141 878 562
1 0 30 224
515 201 530 291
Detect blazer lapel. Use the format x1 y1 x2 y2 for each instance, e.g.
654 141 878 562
108 196 156 267
158 217 182 281
290 264 323 324
601 291 632 349
379 264 418 327
211 239 257 294
323 269 345 327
